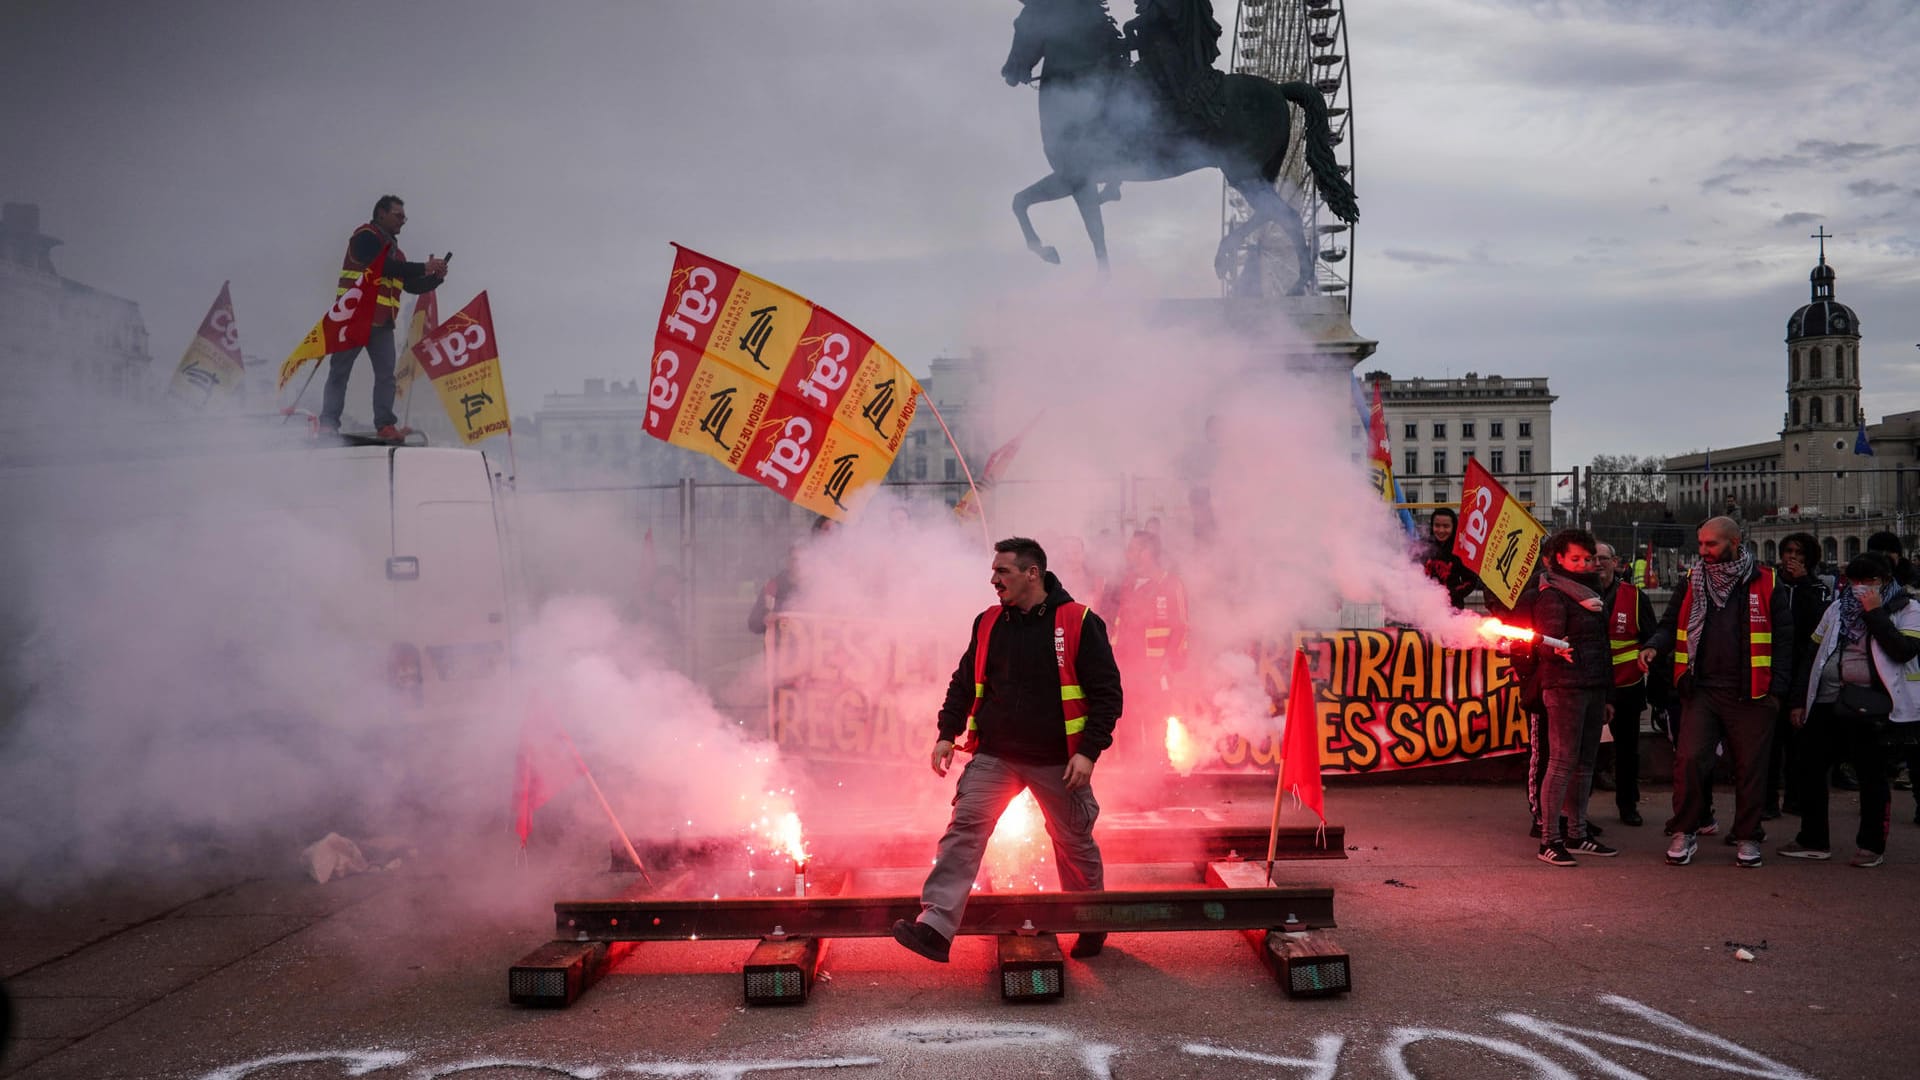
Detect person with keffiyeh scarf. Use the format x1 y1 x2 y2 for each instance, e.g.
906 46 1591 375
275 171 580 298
1530 528 1616 865
1641 517 1795 868
1780 554 1920 866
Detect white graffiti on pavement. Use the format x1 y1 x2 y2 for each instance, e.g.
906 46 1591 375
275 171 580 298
200 1051 410 1080
195 995 1814 1080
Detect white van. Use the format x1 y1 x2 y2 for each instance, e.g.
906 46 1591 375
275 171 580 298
0 432 516 722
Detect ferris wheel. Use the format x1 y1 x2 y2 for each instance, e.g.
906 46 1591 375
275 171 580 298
1222 0 1355 308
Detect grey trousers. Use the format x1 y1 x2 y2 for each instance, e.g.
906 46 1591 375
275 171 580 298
320 324 398 430
916 753 1104 939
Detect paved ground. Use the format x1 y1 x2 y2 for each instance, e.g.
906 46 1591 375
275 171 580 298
3 780 1915 1079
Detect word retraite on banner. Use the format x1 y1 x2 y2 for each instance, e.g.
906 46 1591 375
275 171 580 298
643 243 922 521
411 291 511 444
1453 459 1545 610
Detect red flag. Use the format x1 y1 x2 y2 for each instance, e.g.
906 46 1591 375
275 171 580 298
1279 647 1326 825
327 246 388 353
511 697 583 847
954 411 1043 520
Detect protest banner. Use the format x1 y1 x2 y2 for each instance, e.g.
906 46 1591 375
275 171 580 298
766 616 1531 773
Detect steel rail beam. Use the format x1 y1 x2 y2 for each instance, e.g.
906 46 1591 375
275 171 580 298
555 885 1334 942
625 824 1344 873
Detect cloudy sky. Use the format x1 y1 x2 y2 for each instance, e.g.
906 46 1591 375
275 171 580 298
4 0 1918 468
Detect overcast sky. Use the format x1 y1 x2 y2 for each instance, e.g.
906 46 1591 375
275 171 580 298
4 0 1918 468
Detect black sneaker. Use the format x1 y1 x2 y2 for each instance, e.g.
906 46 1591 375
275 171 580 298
1069 932 1107 958
891 919 951 963
1570 836 1619 857
1529 821 1543 839
1537 841 1577 867
1619 807 1645 826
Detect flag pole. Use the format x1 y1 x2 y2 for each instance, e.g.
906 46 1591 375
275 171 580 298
922 394 992 545
559 729 653 886
1265 733 1287 886
282 360 325 424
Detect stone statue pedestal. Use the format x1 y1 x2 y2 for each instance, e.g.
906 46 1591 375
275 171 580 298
1154 295 1377 373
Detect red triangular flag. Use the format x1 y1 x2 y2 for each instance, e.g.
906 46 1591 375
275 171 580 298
511 696 584 847
1279 647 1326 825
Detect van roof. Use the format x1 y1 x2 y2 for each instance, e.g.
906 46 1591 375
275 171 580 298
0 414 493 471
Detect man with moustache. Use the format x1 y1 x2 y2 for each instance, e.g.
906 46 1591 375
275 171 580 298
1641 517 1795 868
1531 529 1617 865
319 195 448 438
893 537 1123 964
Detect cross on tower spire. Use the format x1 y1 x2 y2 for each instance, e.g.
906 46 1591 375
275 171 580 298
1811 226 1833 264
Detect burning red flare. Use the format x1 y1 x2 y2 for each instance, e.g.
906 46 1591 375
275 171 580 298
1478 618 1571 651
1479 618 1534 642
1165 715 1199 776
771 810 808 865
982 791 1049 891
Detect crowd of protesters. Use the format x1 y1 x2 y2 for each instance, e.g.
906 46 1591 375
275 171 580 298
1454 513 1920 870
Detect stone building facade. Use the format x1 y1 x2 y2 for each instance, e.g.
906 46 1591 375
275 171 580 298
0 202 152 429
1664 245 1919 566
1364 371 1557 514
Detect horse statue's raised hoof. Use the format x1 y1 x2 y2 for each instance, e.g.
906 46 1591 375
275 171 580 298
1029 242 1061 265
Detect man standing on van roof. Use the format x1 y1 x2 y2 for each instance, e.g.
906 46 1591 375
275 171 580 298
319 195 448 439
892 537 1123 964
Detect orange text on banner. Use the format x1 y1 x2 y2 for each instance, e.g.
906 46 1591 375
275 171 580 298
1214 629 1532 773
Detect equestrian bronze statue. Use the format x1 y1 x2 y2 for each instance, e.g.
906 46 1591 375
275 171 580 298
1002 0 1357 291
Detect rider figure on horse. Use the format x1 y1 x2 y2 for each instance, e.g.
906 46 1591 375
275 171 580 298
1126 0 1228 133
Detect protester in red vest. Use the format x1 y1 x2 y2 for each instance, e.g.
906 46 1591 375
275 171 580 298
319 195 448 438
1641 516 1796 868
1594 542 1658 827
1107 530 1188 770
892 537 1123 964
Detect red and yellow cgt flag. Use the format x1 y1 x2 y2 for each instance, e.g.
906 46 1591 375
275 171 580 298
396 291 439 403
1454 458 1546 609
644 244 921 520
278 247 388 392
168 281 246 407
412 291 511 444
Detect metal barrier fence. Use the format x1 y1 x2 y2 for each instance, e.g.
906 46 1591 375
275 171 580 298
504 464 1917 710
501 475 1161 718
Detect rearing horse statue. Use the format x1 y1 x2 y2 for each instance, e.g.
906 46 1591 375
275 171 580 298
1001 0 1357 291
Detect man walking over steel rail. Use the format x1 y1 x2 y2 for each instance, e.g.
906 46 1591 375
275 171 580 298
893 537 1124 963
